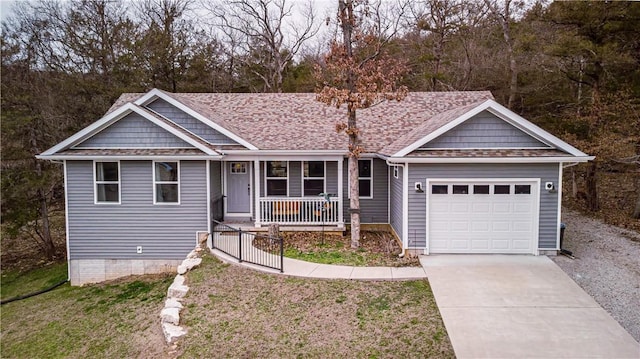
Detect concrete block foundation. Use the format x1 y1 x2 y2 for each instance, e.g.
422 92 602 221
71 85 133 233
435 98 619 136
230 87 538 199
69 259 182 286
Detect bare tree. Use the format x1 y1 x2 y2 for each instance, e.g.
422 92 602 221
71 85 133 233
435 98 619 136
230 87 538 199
484 0 519 109
205 0 320 92
316 0 408 248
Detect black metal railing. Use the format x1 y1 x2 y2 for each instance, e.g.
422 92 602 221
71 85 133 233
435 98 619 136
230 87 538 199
211 220 283 272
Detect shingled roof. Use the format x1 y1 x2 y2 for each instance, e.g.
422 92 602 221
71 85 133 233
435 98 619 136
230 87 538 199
110 91 494 153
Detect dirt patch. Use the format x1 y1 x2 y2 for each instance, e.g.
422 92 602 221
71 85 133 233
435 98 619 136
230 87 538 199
553 208 640 342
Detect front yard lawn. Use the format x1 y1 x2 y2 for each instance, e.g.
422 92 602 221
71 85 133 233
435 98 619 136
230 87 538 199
180 253 453 358
1 263 173 359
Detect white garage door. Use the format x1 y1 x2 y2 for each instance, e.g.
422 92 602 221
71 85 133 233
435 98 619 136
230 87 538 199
428 180 538 254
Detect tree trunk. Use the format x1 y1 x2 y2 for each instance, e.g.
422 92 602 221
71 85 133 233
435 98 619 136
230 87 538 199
38 188 56 259
585 161 599 211
348 148 360 248
31 127 56 260
571 167 577 198
340 0 361 248
633 176 640 219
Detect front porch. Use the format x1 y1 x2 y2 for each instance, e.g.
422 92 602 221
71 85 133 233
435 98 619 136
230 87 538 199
210 158 346 229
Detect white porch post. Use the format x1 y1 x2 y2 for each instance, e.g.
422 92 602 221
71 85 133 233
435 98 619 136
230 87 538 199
337 157 344 228
254 160 261 227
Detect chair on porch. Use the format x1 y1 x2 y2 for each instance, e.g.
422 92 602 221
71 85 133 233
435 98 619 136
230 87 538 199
272 201 300 221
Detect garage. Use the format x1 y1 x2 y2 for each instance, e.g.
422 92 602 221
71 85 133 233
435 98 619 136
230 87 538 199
427 179 539 254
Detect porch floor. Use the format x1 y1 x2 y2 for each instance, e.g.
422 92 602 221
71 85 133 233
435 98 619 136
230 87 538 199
220 221 345 232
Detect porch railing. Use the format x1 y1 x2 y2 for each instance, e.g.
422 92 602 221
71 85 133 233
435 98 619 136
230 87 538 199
258 197 340 225
211 220 283 272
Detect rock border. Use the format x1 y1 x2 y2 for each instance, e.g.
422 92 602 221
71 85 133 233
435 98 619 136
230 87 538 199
160 243 204 344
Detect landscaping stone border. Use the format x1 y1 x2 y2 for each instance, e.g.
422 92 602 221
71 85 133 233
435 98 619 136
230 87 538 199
160 241 204 344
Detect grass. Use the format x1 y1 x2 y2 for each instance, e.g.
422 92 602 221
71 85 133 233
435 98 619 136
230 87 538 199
1 262 68 300
1 264 174 359
279 231 421 267
284 245 372 266
179 253 454 358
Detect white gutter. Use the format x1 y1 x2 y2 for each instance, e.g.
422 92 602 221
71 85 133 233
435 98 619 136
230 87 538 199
222 150 348 156
380 156 594 164
36 155 223 161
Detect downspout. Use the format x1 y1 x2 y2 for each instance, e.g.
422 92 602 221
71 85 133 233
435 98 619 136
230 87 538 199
385 159 406 258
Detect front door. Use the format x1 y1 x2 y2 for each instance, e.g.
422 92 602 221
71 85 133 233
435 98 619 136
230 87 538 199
226 162 251 214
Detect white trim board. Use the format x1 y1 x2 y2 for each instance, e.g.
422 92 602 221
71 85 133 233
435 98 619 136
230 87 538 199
393 99 591 158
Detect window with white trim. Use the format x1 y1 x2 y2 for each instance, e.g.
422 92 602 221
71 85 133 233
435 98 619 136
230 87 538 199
266 161 287 196
358 159 373 198
154 161 179 203
95 161 120 203
303 161 325 196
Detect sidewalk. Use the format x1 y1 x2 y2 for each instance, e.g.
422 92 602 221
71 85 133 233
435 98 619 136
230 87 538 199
210 248 427 280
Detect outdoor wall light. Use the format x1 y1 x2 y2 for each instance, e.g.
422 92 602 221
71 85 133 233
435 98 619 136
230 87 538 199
545 182 556 192
415 182 424 193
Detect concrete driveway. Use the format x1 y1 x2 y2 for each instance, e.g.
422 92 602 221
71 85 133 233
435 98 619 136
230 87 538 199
421 255 639 359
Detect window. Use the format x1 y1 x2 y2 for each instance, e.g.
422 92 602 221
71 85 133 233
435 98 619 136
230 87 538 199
358 159 373 198
515 184 531 194
95 161 120 203
266 161 287 196
393 166 399 179
154 161 179 204
230 162 246 174
473 185 490 194
303 161 325 196
453 185 469 194
494 185 510 194
432 185 448 194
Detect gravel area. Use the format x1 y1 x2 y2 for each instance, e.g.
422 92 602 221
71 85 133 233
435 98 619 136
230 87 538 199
553 209 640 343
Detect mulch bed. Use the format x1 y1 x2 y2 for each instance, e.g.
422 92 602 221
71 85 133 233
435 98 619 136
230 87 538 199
255 230 421 267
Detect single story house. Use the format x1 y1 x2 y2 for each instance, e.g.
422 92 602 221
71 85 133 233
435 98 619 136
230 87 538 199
38 89 593 285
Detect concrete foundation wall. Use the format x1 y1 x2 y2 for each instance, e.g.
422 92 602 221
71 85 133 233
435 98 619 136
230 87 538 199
69 259 182 286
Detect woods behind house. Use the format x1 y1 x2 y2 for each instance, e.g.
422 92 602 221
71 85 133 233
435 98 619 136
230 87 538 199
1 0 639 267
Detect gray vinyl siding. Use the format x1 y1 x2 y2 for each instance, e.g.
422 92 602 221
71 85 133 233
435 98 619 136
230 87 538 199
75 113 192 148
342 158 389 224
389 165 403 239
66 160 208 259
147 99 238 145
325 161 339 195
407 163 559 249
421 111 547 149
210 161 222 199
289 161 302 197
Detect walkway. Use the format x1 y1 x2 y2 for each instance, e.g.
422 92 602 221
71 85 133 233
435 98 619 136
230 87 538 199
421 255 639 359
210 248 427 280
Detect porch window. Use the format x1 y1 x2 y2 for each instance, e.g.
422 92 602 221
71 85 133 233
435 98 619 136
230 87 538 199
154 161 179 204
266 161 287 196
95 161 120 204
358 159 373 198
303 161 325 196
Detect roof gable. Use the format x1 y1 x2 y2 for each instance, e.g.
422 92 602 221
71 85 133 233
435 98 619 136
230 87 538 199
134 89 256 150
146 98 238 145
392 100 590 158
74 112 193 149
420 110 550 150
40 103 218 156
